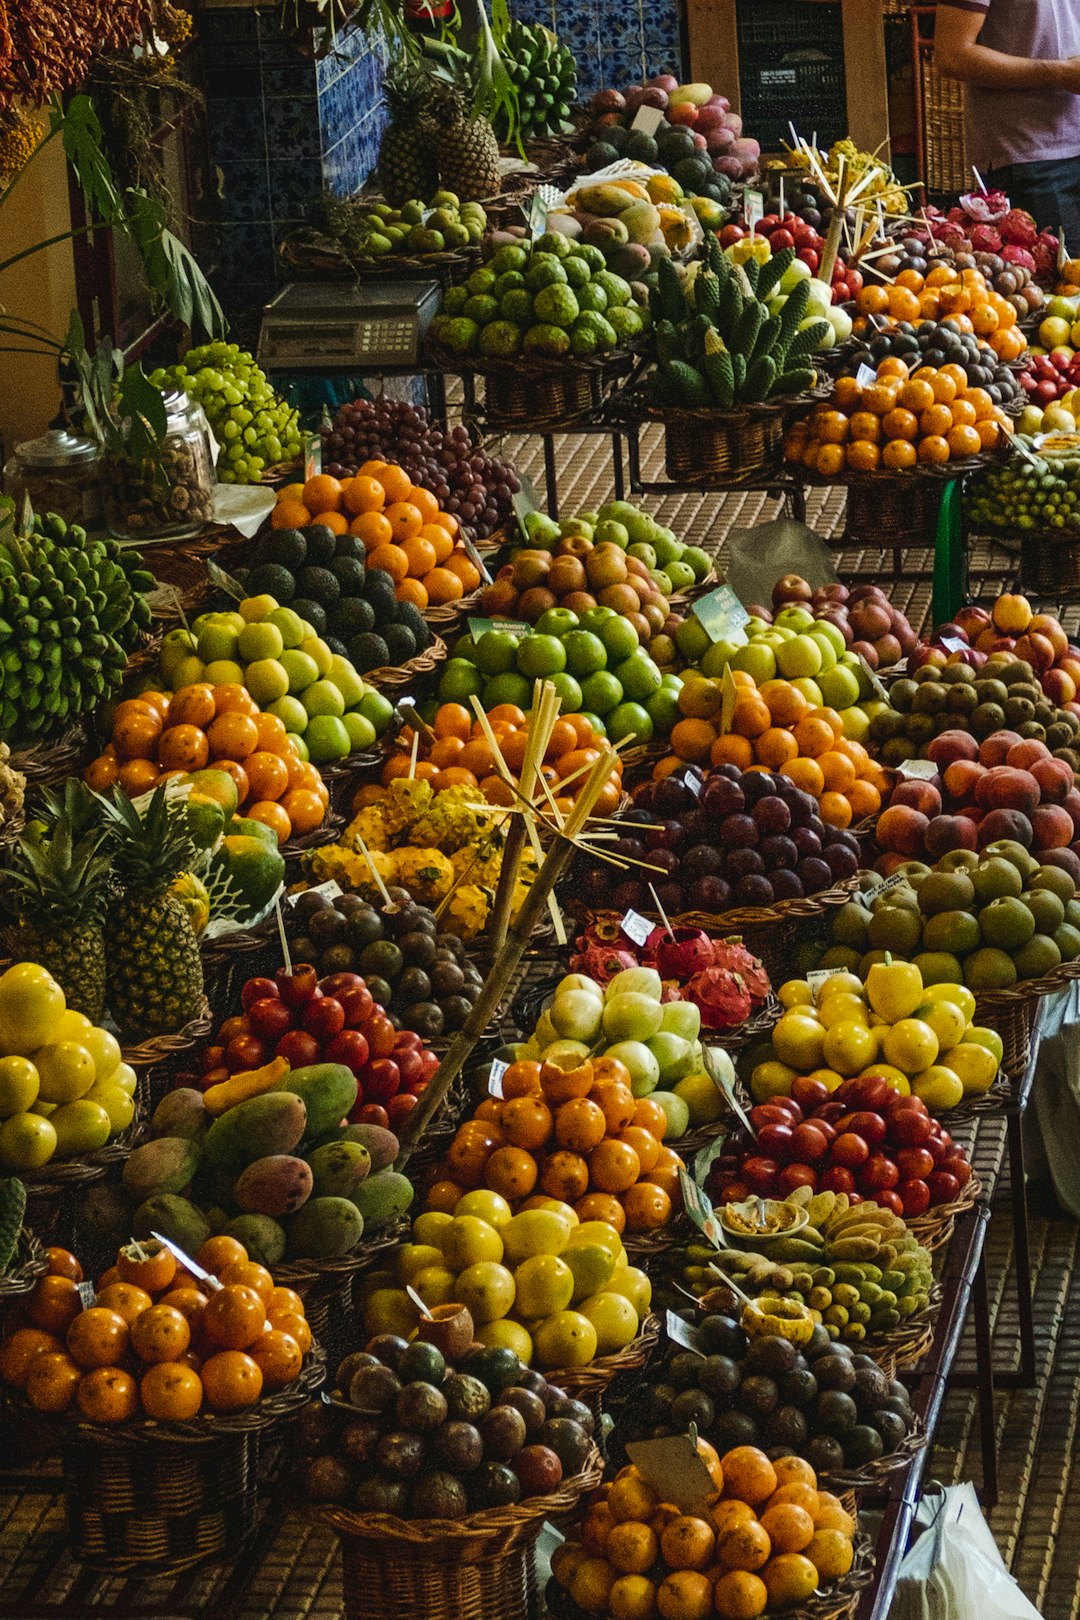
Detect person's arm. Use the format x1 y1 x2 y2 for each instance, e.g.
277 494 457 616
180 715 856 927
935 4 1080 93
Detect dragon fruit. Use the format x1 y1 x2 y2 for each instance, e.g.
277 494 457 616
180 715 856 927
1001 243 1037 272
711 939 771 1005
686 965 752 1030
644 926 715 980
1000 208 1038 247
957 189 1009 223
569 923 639 984
968 223 1002 255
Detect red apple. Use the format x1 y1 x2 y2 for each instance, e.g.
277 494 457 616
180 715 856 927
325 1029 371 1072
246 997 294 1041
276 965 319 1007
302 994 346 1040
225 1034 268 1073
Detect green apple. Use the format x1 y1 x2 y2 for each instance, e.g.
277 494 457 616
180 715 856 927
615 652 662 702
550 988 605 1042
673 1072 724 1125
160 629 198 681
534 608 579 639
516 634 566 678
653 1090 690 1138
358 688 393 734
237 621 284 663
239 594 278 622
682 545 711 581
807 629 837 671
650 569 673 594
602 1039 660 1096
170 655 206 691
197 623 239 664
607 967 662 998
343 712 377 751
645 685 680 734
775 605 814 631
268 695 309 733
817 664 861 711
281 650 320 693
304 714 351 763
548 672 583 712
579 669 623 715
776 634 823 678
646 1031 694 1083
482 672 531 710
652 533 682 569
598 617 639 662
627 543 657 571
607 702 652 743
811 618 847 657
731 641 776 684
474 631 520 676
699 638 744 678
593 519 629 548
674 618 710 662
792 676 824 707
660 1000 701 1041
665 559 696 592
245 658 290 705
563 630 607 678
579 606 617 632
329 654 366 708
302 679 345 718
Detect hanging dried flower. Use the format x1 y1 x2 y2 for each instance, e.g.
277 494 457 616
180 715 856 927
0 0 158 109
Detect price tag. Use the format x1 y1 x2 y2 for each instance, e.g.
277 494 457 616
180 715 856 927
631 104 666 137
856 363 878 389
808 966 847 1001
877 871 908 896
468 617 530 640
665 1310 705 1355
77 1280 97 1308
625 1434 717 1516
896 757 939 780
857 654 888 700
460 532 493 583
150 1232 223 1291
488 1058 508 1097
679 1168 721 1246
691 584 749 644
1060 231 1071 272
529 191 551 237
702 1045 754 1134
718 665 739 735
620 909 652 947
937 635 967 653
206 559 245 599
304 432 322 482
288 878 342 907
676 766 703 797
744 189 765 231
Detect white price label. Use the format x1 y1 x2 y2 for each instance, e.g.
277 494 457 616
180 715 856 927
665 1310 705 1355
631 105 666 136
808 966 847 1001
678 768 703 797
620 909 652 947
744 189 765 230
856 364 878 389
488 1058 508 1097
288 879 342 907
678 1168 721 1246
77 1280 97 1308
877 871 908 895
937 635 967 653
896 758 939 780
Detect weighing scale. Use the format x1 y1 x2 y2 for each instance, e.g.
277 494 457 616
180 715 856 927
256 279 442 372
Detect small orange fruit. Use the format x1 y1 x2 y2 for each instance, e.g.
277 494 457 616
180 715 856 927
66 1308 130 1370
25 1350 82 1412
140 1360 204 1420
76 1365 138 1423
27 1274 82 1336
131 1303 191 1365
250 1329 304 1390
200 1350 264 1411
202 1285 266 1351
116 1239 177 1295
713 1570 769 1620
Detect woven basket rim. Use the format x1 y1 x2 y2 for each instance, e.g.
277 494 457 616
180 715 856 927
426 336 641 378
906 1171 982 1237
18 1118 147 1193
548 1312 661 1390
972 956 1080 1006
822 1409 928 1490
365 633 448 690
282 807 347 857
0 1229 49 1299
120 997 213 1068
272 1217 410 1286
569 879 862 935
637 381 833 426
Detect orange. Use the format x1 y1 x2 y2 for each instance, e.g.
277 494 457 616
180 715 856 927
271 499 311 529
556 1097 607 1153
0 1327 63 1388
731 694 771 740
805 1529 854 1578
408 486 440 523
713 1570 769 1620
244 750 290 802
711 1501 756 1537
267 1309 312 1354
96 1283 154 1327
817 749 856 793
26 1350 82 1412
623 1181 672 1230
484 1145 540 1200
378 464 413 504
941 362 969 391
540 1150 590 1202
929 370 957 403
435 703 473 741
792 716 834 758
721 1447 777 1507
863 381 901 416
588 1138 641 1193
947 423 982 459
401 535 438 577
592 1080 636 1134
501 1095 554 1150
169 683 216 729
644 1145 684 1202
895 267 925 293
759 1504 814 1553
425 567 464 604
882 439 917 470
856 285 889 315
815 443 845 477
213 760 249 805
350 510 393 547
846 778 881 818
208 712 259 761
882 407 918 441
876 356 910 380
610 1574 659 1620
66 1308 130 1370
716 1519 772 1573
918 435 951 464
919 403 954 438
316 510 348 535
831 376 862 410
501 1060 543 1099
116 760 162 794
632 1096 669 1137
618 1125 661 1171
213 679 257 712
766 1484 819 1517
977 418 1006 450
269 1287 305 1319
540 1061 593 1105
140 1360 204 1420
196 1236 250 1278
576 1192 627 1231
114 709 162 760
250 1329 304 1389
848 411 881 444
445 552 481 591
949 397 977 429
761 1554 818 1608
280 789 325 834
76 1365 138 1423
489 703 527 727
302 474 344 515
396 576 429 608
46 1249 82 1282
755 727 799 769
253 713 290 754
570 1559 619 1614
710 734 756 771
200 1350 264 1411
386 501 424 541
418 523 453 564
815 410 849 445
84 753 121 791
608 1521 660 1575
898 378 935 414
661 1516 716 1572
609 1470 660 1523
671 718 717 763
368 543 409 583
248 801 293 843
158 1287 208 1327
27 1274 82 1336
845 440 880 472
657 1570 713 1620
343 475 386 515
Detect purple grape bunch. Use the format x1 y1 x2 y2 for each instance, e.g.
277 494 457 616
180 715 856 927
321 398 521 539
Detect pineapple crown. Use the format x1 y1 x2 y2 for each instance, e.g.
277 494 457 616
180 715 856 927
97 785 199 895
382 59 437 123
5 800 112 927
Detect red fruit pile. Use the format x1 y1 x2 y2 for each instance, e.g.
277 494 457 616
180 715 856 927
747 576 917 672
198 967 440 1130
705 1074 973 1217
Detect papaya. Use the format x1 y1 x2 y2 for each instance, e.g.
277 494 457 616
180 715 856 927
203 1092 307 1173
575 183 636 217
275 1064 358 1140
351 1169 414 1229
620 201 662 246
285 1196 364 1259
122 1137 200 1203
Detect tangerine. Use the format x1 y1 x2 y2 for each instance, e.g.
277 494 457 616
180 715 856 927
588 1138 641 1193
250 1328 304 1389
66 1308 130 1369
485 1145 540 1200
139 1360 204 1419
75 1365 138 1423
713 1570 769 1620
131 1303 192 1364
761 1553 819 1608
657 1570 713 1620
96 1283 154 1326
540 1150 590 1202
27 1275 82 1336
200 1349 264 1411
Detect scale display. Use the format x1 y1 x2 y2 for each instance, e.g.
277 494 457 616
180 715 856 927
257 279 441 371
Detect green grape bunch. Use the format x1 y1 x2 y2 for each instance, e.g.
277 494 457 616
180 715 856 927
149 342 303 485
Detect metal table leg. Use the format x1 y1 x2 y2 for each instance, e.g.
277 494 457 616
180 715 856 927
971 1247 999 1507
543 434 559 518
995 1108 1037 1389
612 433 625 501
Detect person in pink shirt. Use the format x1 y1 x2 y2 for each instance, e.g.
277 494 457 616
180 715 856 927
936 0 1080 250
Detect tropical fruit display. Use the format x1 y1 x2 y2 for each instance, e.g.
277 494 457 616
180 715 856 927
308 774 536 940
348 194 488 260
583 73 755 186
551 1442 859 1620
756 957 1002 1110
821 844 1080 991
148 344 303 485
300 1328 596 1514
0 963 137 1171
424 1035 689 1225
836 315 1023 409
567 923 771 1035
1 1236 313 1418
897 192 1058 284
363 1199 652 1369
913 602 1080 744
844 265 1029 365
432 234 651 359
0 505 154 746
548 173 722 274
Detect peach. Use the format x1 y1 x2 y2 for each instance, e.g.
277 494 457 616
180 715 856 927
984 767 1041 816
1064 787 1080 832
975 629 1017 654
1005 739 1052 771
992 593 1033 634
892 780 942 816
1029 614 1069 660
1031 757 1074 805
954 605 991 638
1031 804 1074 850
927 730 979 767
979 730 1025 767
1014 632 1056 674
977 808 1034 848
876 805 930 857
873 633 903 667
1043 847 1080 884
875 851 912 876
943 759 986 802
1059 657 1080 687
925 813 979 858
1042 668 1077 705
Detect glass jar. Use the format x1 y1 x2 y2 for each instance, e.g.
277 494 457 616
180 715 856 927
3 428 105 529
105 389 215 540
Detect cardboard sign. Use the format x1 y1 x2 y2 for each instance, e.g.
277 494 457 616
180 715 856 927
744 189 765 231
665 1310 705 1355
620 909 652 947
488 1058 508 1097
896 758 939 780
631 105 666 137
468 617 530 640
718 665 739 736
206 558 245 599
624 1434 717 1515
692 584 749 644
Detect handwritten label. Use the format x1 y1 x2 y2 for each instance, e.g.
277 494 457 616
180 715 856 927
206 559 245 599
620 909 653 947
692 584 749 644
77 1280 97 1308
288 878 342 907
877 871 908 896
631 105 666 137
744 189 765 231
856 363 878 389
625 1434 717 1515
702 1045 754 1134
857 654 888 700
808 966 847 1001
678 767 703 797
937 635 967 653
150 1232 223 1291
665 1310 705 1355
460 532 493 584
468 617 531 640
679 1168 721 1246
896 758 939 780
488 1058 508 1097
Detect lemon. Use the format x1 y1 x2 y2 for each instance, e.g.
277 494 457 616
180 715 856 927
514 1254 574 1317
882 1018 939 1075
396 1243 446 1282
86 1082 134 1130
501 1209 571 1266
564 1242 617 1302
771 1011 826 1070
579 1290 640 1354
608 1266 652 1317
80 1026 122 1082
807 1068 846 1093
49 1099 111 1156
911 1065 964 1110
0 964 65 1054
534 1309 598 1369
456 1261 516 1324
476 1318 533 1362
413 1211 453 1247
964 1024 1004 1065
453 1189 513 1228
33 1042 97 1104
439 1215 504 1271
750 1060 798 1101
915 998 966 1052
0 1110 56 1169
857 1064 909 1095
817 993 868 1030
364 1287 419 1338
923 980 977 1022
815 971 864 1001
0 1055 39 1114
112 1063 139 1097
822 1020 878 1076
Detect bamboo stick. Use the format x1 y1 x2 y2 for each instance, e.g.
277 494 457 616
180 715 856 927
487 682 554 954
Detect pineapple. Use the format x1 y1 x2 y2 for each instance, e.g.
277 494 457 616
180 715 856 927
4 798 111 1022
101 787 204 1039
378 64 439 206
432 85 501 203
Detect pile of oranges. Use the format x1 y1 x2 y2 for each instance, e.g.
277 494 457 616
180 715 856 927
660 678 887 829
786 357 1014 475
553 1447 856 1620
271 469 483 610
83 684 328 843
425 1055 683 1234
370 701 624 816
0 1237 312 1422
852 265 1028 362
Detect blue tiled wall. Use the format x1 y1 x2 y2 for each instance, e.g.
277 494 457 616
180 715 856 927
199 7 387 316
508 0 683 100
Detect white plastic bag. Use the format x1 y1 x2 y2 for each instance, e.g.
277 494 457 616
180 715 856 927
891 1484 1043 1620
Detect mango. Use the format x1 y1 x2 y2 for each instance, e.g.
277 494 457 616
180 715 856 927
351 1168 414 1229
132 1193 212 1254
275 1064 357 1141
225 1213 286 1266
234 1154 313 1217
621 201 662 246
583 217 628 252
122 1137 200 1203
576 184 636 217
610 242 651 281
204 1092 306 1173
150 1087 209 1141
646 174 684 206
308 1139 371 1200
341 1123 399 1172
285 1196 364 1259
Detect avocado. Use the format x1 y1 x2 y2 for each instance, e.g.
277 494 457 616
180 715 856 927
265 529 307 569
334 534 366 562
248 562 296 602
395 600 431 650
296 565 341 606
347 632 390 672
335 596 376 636
625 131 658 164
364 570 398 616
326 637 349 659
383 623 417 665
301 524 337 566
289 597 327 635
587 141 619 170
330 556 366 595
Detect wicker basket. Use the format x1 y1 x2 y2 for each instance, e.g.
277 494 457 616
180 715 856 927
274 1217 411 1338
1019 531 1080 599
546 1313 661 1408
906 1173 982 1253
973 960 1080 1075
365 633 448 691
823 1412 928 1492
863 1286 942 1373
321 1448 603 1620
9 722 91 787
427 338 632 432
662 408 786 484
120 997 213 1069
0 1229 49 1306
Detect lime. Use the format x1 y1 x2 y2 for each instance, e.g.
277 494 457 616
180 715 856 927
239 594 277 622
454 1190 513 1228
579 670 623 715
238 622 283 662
302 679 345 719
0 1056 38 1114
606 702 653 744
0 1111 56 1169
300 637 333 677
305 715 351 763
501 1209 571 1265
80 1026 122 1081
269 695 310 733
343 712 377 751
86 1082 135 1130
475 1319 533 1362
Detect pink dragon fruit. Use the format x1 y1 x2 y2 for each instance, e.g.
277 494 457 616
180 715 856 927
711 939 771 1005
1000 208 1038 247
686 965 752 1030
568 943 639 984
968 223 1002 254
958 188 1009 223
1034 234 1060 277
1001 243 1037 272
644 926 715 980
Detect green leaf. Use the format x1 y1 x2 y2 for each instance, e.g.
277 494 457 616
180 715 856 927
58 96 122 224
123 191 226 338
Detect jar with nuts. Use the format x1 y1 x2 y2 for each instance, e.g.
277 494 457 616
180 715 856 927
105 389 215 540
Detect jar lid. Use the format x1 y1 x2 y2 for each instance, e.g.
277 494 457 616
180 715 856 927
162 387 198 425
15 428 101 468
